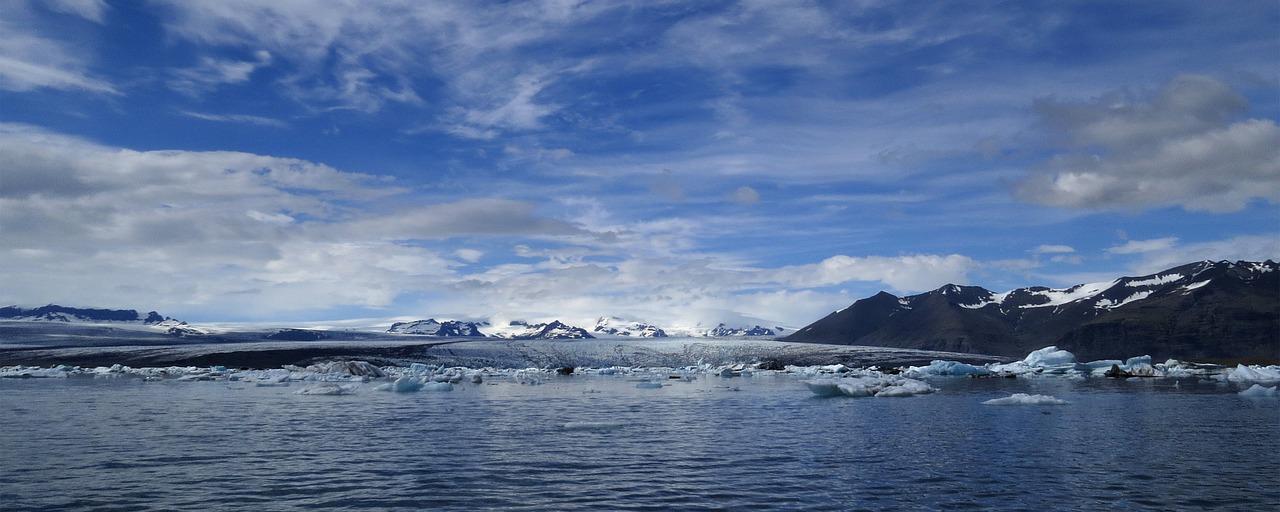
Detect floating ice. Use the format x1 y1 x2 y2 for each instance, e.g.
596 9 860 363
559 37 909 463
903 360 991 378
1023 346 1076 367
1238 384 1279 397
982 393 1070 405
1226 364 1280 384
295 383 359 395
804 375 936 398
376 377 424 393
635 381 664 389
422 381 454 392
0 365 73 378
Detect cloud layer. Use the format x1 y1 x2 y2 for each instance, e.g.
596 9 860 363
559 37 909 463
1018 76 1280 212
1 2 1276 325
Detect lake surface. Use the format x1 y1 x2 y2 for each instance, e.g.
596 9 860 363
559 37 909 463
1 373 1276 511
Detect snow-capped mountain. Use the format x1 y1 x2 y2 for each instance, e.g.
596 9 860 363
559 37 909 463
706 323 778 337
0 304 211 337
593 317 668 337
492 320 595 340
785 260 1279 361
387 319 487 337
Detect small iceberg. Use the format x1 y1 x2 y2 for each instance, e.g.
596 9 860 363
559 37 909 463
1238 384 1278 397
981 393 1070 406
295 383 359 395
1226 364 1280 384
804 376 936 398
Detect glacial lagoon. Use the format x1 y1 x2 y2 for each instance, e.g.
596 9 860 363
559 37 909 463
2 347 1278 511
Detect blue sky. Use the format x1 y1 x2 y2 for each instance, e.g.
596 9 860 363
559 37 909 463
1 0 1277 327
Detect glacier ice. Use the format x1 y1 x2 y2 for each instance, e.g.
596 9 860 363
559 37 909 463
903 360 991 378
1238 384 1278 397
982 393 1070 405
374 376 424 393
1226 364 1280 384
295 383 359 395
804 375 936 398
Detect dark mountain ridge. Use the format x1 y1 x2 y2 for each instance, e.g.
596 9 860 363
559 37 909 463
1 305 167 324
784 260 1279 362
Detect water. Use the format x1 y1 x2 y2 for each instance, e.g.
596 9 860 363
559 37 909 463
1 374 1277 511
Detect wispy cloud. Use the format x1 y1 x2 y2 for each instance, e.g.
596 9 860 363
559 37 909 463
178 110 287 127
0 3 117 94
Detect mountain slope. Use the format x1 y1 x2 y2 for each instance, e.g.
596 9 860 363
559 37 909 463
0 305 167 324
784 260 1279 361
387 319 487 337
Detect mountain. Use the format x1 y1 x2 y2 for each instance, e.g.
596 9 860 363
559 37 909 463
387 319 487 337
707 323 777 337
594 317 668 337
1 305 168 324
784 260 1279 362
502 320 595 340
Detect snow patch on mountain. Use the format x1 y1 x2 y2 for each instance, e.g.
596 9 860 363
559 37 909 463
387 319 487 337
593 317 668 338
490 320 594 340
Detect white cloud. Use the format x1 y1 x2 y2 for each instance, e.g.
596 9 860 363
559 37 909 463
1105 237 1180 255
0 3 117 94
178 110 287 127
1017 75 1280 212
46 0 109 23
1032 244 1075 254
1106 235 1280 275
772 254 980 293
727 186 761 205
169 51 273 96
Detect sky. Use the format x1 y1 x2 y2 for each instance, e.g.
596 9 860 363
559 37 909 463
1 0 1277 328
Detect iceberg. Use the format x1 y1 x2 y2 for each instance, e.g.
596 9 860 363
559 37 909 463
803 375 936 398
903 360 991 378
987 346 1079 376
982 393 1070 405
1226 364 1280 384
295 383 359 395
374 376 424 393
1238 384 1278 397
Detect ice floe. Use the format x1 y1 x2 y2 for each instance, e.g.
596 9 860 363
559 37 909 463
295 383 360 395
1238 384 1278 397
3 346 1278 404
803 375 936 398
982 393 1071 406
1226 364 1280 384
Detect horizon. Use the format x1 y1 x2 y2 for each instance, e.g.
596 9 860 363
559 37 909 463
2 1 1278 326
3 258 1272 331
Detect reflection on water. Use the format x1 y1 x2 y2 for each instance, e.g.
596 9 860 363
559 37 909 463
1 374 1277 510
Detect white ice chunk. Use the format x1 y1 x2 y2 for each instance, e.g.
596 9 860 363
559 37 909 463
1226 364 1280 384
1238 384 1279 397
422 381 454 392
295 383 359 395
375 376 424 393
1023 346 1077 367
804 375 936 398
982 393 1070 405
903 360 991 378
